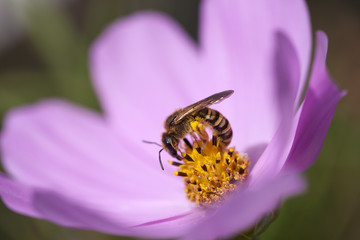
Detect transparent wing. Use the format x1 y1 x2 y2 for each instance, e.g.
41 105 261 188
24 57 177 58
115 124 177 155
173 90 234 124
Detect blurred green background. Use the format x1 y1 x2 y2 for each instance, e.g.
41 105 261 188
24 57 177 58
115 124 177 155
0 0 359 239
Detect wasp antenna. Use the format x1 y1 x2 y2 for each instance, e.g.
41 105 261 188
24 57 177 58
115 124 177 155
142 140 162 147
159 148 165 170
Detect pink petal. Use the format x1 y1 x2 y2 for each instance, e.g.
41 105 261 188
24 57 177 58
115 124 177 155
33 189 202 238
246 31 302 171
182 174 306 240
250 31 345 183
90 12 212 158
200 0 311 151
283 31 346 172
0 173 41 218
247 32 302 182
33 190 131 235
0 99 193 226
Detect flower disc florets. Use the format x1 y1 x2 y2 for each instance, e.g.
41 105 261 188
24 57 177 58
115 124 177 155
169 126 250 206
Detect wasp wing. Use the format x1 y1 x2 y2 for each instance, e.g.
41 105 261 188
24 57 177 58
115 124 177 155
173 90 234 124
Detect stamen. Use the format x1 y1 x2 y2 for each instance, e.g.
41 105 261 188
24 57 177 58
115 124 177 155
175 171 188 177
228 148 234 157
196 147 202 154
184 154 194 162
169 161 183 167
183 138 193 149
201 165 208 171
173 138 250 206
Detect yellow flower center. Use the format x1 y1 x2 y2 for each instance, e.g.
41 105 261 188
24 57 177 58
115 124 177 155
169 125 250 206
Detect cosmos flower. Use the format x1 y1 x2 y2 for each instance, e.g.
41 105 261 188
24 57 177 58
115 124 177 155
0 0 344 239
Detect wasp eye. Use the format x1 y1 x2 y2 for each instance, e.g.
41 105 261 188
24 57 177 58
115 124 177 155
162 134 177 157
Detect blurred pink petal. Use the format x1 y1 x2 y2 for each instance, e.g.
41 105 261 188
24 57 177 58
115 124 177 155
0 100 193 227
248 32 301 182
33 189 204 238
183 174 305 240
91 12 202 149
284 31 347 172
200 0 311 151
250 32 344 183
0 173 40 218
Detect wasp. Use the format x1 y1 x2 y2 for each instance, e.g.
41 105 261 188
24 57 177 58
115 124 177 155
160 90 234 169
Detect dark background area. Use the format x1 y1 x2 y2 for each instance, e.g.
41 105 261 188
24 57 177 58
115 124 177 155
0 0 359 239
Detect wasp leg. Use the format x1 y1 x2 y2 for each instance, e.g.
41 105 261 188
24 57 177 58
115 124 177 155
190 131 200 143
195 123 209 154
189 131 204 155
190 132 206 155
184 138 193 150
212 135 219 147
175 147 185 161
193 123 210 155
196 123 209 141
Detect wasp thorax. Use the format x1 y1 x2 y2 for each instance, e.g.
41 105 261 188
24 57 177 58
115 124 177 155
164 112 178 129
169 130 250 207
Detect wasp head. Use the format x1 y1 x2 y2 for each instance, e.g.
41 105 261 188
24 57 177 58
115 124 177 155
161 132 179 158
